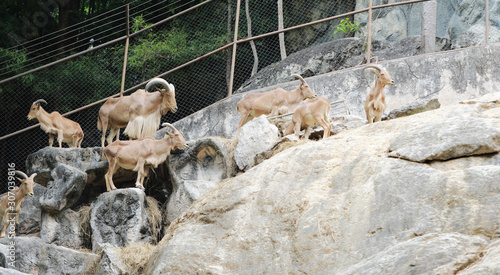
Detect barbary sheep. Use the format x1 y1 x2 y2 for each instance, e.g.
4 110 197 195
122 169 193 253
98 78 177 147
364 65 394 124
235 74 317 136
27 99 84 148
283 96 332 139
0 171 36 238
103 123 188 192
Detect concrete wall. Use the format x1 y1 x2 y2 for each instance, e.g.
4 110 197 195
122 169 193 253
173 43 500 141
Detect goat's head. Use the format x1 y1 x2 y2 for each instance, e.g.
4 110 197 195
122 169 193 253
161 123 188 150
14 171 36 197
292 74 317 99
27 99 47 120
364 65 395 87
146 78 178 114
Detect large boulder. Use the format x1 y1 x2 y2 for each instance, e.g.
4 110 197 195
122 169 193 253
234 116 280 171
164 137 238 226
40 209 82 249
90 189 151 252
145 94 500 274
39 164 87 213
26 147 106 185
0 237 99 274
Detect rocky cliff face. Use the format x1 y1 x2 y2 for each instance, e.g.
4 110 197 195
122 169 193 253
145 93 500 274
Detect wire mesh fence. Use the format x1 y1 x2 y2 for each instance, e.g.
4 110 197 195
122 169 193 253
0 0 494 192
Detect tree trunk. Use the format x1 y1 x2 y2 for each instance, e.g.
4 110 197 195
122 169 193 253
245 0 258 76
58 0 81 54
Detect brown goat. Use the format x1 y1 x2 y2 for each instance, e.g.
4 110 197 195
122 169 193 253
235 74 317 136
283 96 332 140
364 65 394 124
98 78 177 148
103 123 188 192
0 171 36 238
28 99 84 148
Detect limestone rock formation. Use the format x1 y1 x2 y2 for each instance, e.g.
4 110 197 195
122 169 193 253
165 137 238 226
90 189 151 252
16 183 45 235
39 164 87 213
234 116 280 171
145 95 500 274
40 209 82 249
0 237 99 274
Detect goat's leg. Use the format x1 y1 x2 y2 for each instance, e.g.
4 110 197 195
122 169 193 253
237 111 251 137
48 134 55 147
139 166 150 191
304 126 312 140
317 116 331 139
0 215 8 238
106 128 118 146
105 158 118 191
57 130 63 148
134 160 146 191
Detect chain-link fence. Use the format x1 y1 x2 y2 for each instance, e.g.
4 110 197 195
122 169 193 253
0 0 493 192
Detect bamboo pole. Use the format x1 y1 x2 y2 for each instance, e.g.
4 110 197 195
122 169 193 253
366 0 373 64
228 0 242 97
120 4 130 97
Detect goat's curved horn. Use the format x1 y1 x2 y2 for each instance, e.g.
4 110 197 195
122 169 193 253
14 171 28 179
161 122 177 132
32 99 47 106
145 78 174 93
292 74 307 85
29 173 38 179
363 65 382 73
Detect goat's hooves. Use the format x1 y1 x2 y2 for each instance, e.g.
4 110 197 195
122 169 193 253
136 186 145 192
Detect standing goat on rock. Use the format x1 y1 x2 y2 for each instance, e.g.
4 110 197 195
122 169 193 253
0 171 36 238
103 123 188 192
98 78 177 148
283 96 332 140
28 99 84 148
364 65 394 124
235 74 317 136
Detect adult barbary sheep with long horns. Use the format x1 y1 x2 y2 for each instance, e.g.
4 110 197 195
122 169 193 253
364 64 394 124
235 74 317 136
98 78 177 147
27 99 84 148
102 123 188 192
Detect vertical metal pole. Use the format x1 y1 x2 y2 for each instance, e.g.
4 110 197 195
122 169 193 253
228 0 241 97
485 0 489 45
422 0 437 53
366 0 373 64
278 0 287 60
120 4 130 97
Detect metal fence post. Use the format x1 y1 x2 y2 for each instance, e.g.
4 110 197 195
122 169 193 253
228 0 242 97
422 0 437 53
366 0 373 63
120 4 130 97
278 0 287 60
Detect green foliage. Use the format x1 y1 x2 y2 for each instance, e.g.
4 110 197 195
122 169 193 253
334 18 361 36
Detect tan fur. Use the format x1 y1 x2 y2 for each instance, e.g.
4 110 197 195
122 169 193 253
283 96 332 139
236 74 317 136
27 100 84 148
98 78 177 148
364 65 395 124
0 171 36 238
102 124 188 192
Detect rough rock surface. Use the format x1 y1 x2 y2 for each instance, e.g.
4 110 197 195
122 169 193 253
40 209 81 249
145 95 500 274
0 237 99 274
165 137 238 226
90 189 151 252
96 244 129 275
26 147 105 185
16 183 45 235
385 98 441 120
39 164 87 213
234 116 280 171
